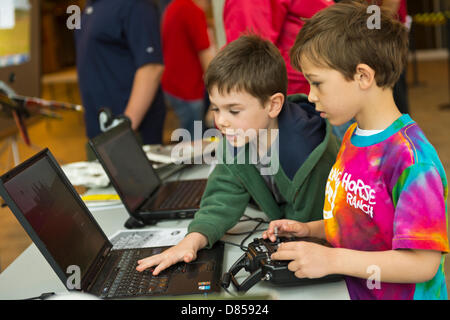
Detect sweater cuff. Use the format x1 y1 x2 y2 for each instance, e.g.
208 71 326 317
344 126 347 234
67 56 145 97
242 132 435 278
188 222 222 249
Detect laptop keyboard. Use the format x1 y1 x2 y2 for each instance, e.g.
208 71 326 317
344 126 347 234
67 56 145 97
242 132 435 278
100 249 187 299
158 180 205 209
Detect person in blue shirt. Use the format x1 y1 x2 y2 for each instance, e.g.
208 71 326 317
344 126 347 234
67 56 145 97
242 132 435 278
75 0 166 150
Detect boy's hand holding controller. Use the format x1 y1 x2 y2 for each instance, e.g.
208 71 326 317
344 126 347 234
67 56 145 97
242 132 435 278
263 219 335 279
262 219 311 242
135 232 208 275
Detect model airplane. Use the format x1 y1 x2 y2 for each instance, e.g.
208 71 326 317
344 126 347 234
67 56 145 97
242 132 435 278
0 81 83 146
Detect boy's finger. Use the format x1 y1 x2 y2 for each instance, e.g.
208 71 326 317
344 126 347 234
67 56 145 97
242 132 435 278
294 269 307 279
277 241 301 250
153 258 174 276
271 249 297 261
268 221 282 231
136 256 159 271
262 229 275 241
183 252 195 263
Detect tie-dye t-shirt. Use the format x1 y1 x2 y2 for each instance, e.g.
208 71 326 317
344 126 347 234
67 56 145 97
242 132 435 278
324 114 449 300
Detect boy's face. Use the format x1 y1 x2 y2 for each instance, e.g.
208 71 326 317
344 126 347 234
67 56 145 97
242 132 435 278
301 56 362 126
209 86 278 147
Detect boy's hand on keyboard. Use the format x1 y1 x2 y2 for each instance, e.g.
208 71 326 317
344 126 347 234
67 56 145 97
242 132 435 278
135 232 208 276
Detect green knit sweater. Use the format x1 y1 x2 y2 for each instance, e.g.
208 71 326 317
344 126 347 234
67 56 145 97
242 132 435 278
188 97 340 248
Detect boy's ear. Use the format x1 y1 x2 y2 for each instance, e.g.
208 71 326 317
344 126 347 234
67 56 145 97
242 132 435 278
355 63 376 90
267 93 284 118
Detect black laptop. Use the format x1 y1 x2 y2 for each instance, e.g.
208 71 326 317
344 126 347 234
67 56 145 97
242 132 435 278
89 122 207 226
0 149 224 299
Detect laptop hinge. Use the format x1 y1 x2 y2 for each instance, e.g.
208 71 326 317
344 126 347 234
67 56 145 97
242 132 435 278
136 186 162 212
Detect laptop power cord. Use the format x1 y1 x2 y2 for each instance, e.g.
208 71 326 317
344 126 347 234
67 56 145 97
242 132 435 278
22 292 55 300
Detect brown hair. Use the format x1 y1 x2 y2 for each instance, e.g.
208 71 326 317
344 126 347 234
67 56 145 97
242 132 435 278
204 34 287 105
290 0 409 88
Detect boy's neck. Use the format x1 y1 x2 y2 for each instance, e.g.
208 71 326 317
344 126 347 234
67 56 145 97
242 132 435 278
355 87 402 131
256 118 279 157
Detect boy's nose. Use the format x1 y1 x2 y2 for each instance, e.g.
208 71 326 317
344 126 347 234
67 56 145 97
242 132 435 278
308 90 318 104
215 114 229 129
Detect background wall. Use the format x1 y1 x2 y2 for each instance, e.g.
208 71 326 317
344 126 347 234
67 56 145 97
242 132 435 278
0 0 40 97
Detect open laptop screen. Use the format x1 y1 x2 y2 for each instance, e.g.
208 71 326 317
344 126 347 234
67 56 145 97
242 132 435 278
91 124 160 212
2 154 107 280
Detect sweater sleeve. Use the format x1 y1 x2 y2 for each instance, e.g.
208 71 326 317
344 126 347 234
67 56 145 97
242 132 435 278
188 163 251 248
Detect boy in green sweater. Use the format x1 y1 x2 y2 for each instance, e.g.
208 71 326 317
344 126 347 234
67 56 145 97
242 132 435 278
136 35 339 275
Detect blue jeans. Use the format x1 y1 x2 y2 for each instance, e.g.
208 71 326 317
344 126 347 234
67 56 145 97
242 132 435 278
164 91 205 138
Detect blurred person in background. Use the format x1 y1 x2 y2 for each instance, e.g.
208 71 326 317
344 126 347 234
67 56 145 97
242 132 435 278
75 0 166 157
161 0 215 137
223 0 334 96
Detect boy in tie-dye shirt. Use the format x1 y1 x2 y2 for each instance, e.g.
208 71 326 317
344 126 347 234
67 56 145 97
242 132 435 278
263 1 449 300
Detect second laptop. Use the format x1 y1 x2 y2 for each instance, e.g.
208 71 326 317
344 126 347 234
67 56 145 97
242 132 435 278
89 122 207 225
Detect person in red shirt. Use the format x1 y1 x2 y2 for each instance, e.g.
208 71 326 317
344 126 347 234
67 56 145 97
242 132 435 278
161 0 215 137
223 0 334 96
370 0 407 23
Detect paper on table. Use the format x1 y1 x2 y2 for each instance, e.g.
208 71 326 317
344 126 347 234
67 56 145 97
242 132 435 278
61 161 110 188
109 228 187 250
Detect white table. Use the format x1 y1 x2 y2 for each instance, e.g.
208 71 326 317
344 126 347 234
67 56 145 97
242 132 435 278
0 164 349 300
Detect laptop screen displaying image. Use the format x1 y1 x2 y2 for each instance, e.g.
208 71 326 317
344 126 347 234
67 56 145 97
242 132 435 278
2 155 108 280
92 125 160 212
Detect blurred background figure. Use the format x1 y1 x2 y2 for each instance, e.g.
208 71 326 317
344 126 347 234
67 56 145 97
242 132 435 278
382 0 411 115
161 0 215 138
75 0 166 155
223 0 334 96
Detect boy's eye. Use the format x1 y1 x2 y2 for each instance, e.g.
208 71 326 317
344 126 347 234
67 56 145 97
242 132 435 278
311 82 321 87
229 110 240 115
